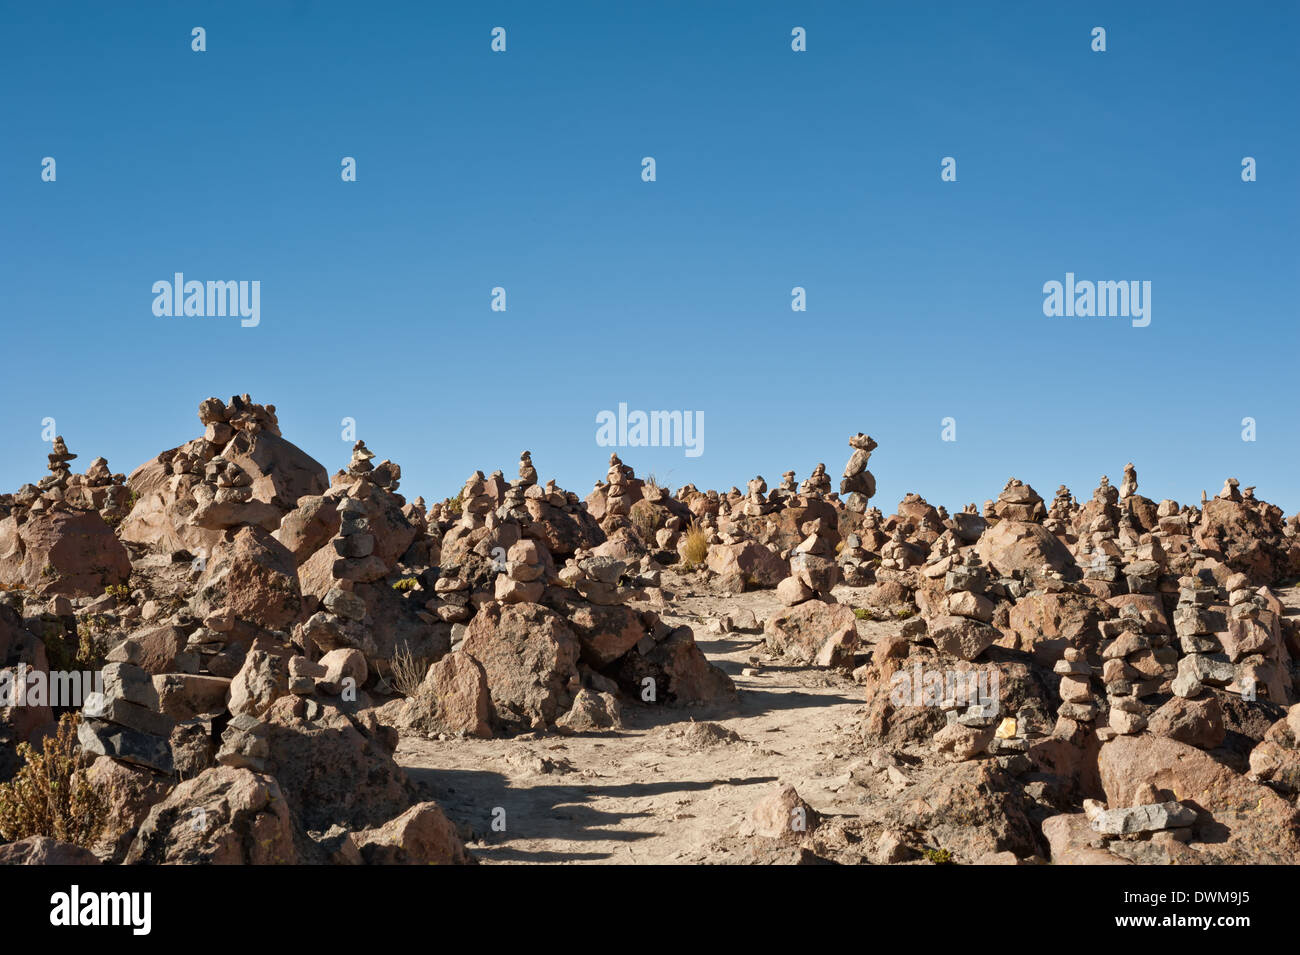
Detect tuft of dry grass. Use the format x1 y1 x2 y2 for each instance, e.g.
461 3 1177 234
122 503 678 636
680 520 709 568
388 643 430 698
0 713 110 848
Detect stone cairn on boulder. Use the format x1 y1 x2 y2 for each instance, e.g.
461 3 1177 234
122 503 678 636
839 433 878 513
770 470 799 507
294 438 425 670
776 516 840 607
941 551 994 625
45 435 76 487
1074 477 1128 597
878 527 921 572
742 476 772 517
894 492 946 546
1054 643 1098 729
1098 629 1155 736
591 453 638 527
1120 462 1138 500
73 456 131 522
0 436 134 599
2 436 129 525
1043 485 1076 538
838 531 873 586
950 503 986 544
800 463 831 498
992 478 1046 522
189 454 279 532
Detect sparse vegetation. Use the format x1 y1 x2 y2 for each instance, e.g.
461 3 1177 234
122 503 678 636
923 847 954 865
43 623 109 676
0 714 110 848
391 577 419 592
104 583 130 601
629 498 664 546
852 607 873 620
389 643 429 698
680 520 709 568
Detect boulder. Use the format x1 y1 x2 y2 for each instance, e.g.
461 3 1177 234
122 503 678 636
764 601 860 670
401 653 491 737
705 541 787 588
273 495 340 564
227 646 290 719
193 525 302 631
0 508 130 596
1098 734 1300 863
125 767 297 864
86 755 170 862
976 520 1074 577
1147 695 1226 750
461 601 581 730
928 614 998 661
260 696 413 832
0 836 100 865
555 688 623 733
751 784 819 840
153 674 231 720
350 802 475 865
559 600 648 669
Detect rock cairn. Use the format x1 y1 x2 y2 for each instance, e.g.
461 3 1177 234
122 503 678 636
993 478 1045 522
800 463 831 498
79 661 175 774
777 516 840 606
839 433 878 513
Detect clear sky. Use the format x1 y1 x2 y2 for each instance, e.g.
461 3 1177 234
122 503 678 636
2 2 1296 514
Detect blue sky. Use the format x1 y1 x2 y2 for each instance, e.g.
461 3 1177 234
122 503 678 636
2 1 1296 514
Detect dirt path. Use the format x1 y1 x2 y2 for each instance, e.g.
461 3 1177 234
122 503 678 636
396 580 886 863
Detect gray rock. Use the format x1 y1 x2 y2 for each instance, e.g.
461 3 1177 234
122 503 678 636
78 719 173 774
1090 801 1197 835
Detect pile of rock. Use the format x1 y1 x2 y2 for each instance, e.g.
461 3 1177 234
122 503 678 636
45 436 77 488
1053 644 1098 726
1043 485 1076 538
741 477 772 517
776 516 840 606
992 478 1046 522
79 662 175 774
0 439 131 596
770 470 798 506
837 532 874 586
799 463 831 498
839 433 877 512
119 395 327 556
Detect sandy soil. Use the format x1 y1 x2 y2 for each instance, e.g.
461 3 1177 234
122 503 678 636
396 576 895 863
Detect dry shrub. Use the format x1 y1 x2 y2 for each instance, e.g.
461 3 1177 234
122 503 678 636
681 520 709 568
629 499 663 545
0 713 109 848
389 643 430 698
